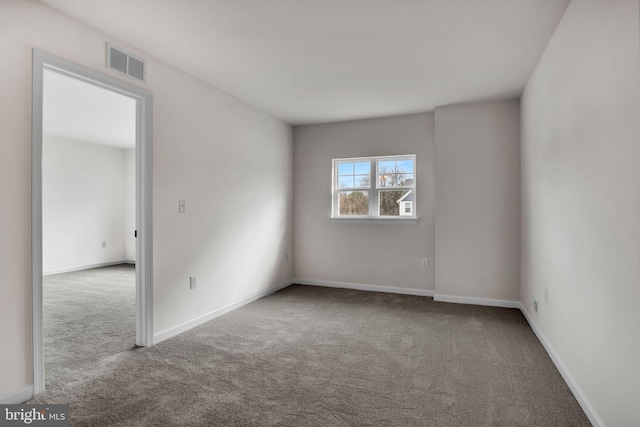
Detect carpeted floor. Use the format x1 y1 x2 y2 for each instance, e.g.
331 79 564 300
41 264 136 391
32 271 590 426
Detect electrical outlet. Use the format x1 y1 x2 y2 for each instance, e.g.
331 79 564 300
101 241 106 248
421 258 429 268
179 199 186 213
189 275 196 289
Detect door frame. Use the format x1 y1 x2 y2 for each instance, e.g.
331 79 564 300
31 49 154 395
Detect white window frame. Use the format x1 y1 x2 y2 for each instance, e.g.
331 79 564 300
332 154 417 222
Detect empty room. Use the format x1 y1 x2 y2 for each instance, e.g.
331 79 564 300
0 0 638 426
41 68 138 393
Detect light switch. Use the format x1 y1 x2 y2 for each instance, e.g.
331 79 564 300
179 199 186 213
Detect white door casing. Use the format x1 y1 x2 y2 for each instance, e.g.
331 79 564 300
31 49 154 395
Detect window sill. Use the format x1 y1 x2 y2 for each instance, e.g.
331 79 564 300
330 217 419 225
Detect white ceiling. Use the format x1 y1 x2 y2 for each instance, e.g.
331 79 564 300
43 69 136 149
40 0 570 126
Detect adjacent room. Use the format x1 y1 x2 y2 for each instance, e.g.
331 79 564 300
1 0 638 426
41 69 138 391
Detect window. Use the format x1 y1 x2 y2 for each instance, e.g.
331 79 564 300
332 155 416 219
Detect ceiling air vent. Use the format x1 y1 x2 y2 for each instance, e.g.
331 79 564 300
106 43 146 82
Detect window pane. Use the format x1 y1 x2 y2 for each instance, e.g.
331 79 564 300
378 173 391 187
379 172 415 188
378 160 394 172
380 173 403 187
355 161 370 175
379 190 404 216
338 162 370 190
356 174 371 187
338 176 354 188
339 191 369 216
378 160 411 188
396 159 414 173
338 163 353 175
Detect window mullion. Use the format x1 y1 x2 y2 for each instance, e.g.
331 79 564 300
369 160 377 217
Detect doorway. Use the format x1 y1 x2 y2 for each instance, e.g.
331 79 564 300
32 50 154 395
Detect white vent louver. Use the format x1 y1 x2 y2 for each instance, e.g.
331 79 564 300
107 43 146 82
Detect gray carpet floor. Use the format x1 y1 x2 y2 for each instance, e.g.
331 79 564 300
31 269 590 426
41 264 136 391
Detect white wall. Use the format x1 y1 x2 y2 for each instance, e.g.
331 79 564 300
434 100 521 304
124 148 135 262
521 0 640 425
43 136 128 274
0 0 292 400
293 113 435 292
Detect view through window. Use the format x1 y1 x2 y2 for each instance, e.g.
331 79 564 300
332 155 416 219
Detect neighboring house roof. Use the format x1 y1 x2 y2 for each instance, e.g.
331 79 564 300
397 190 413 203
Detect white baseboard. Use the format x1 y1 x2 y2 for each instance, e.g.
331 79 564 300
154 279 294 344
0 386 33 404
16 266 604 426
43 260 131 276
433 293 520 309
518 304 604 427
294 278 434 297
31 263 605 425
